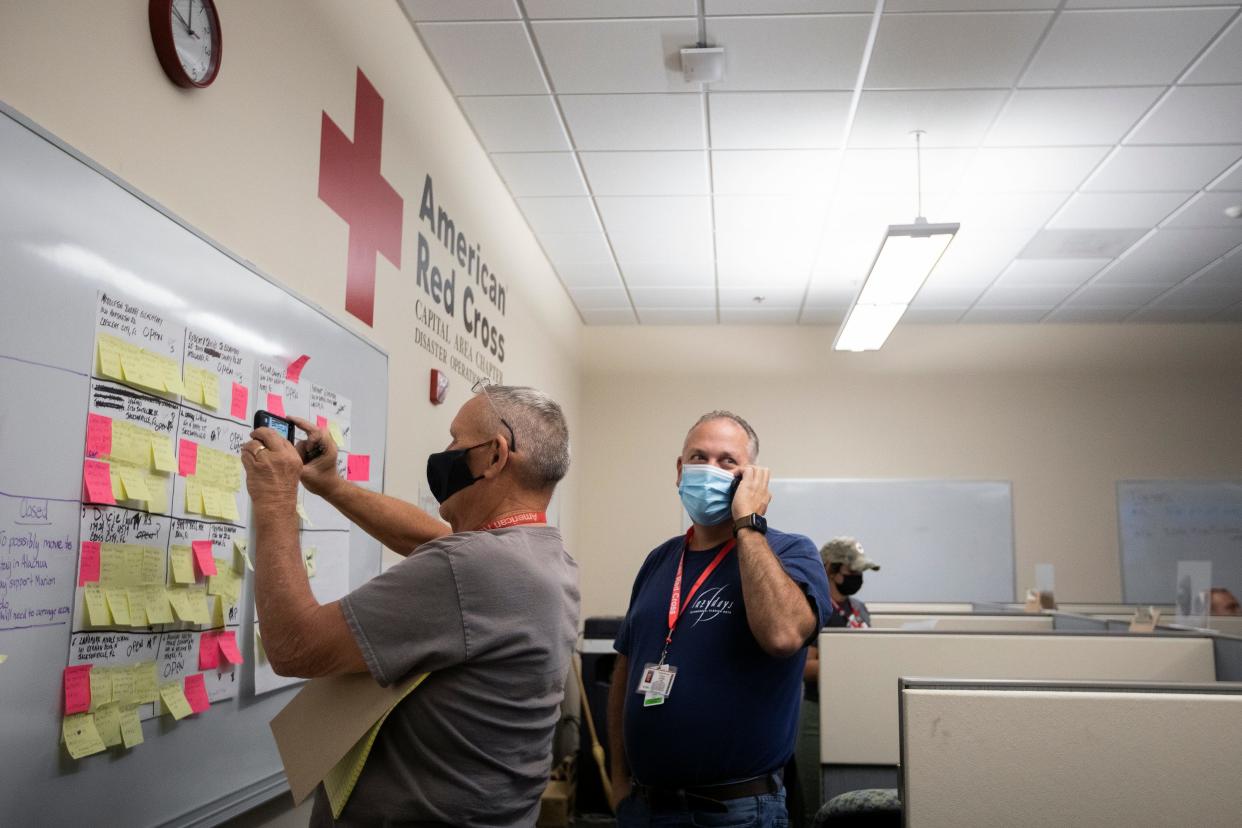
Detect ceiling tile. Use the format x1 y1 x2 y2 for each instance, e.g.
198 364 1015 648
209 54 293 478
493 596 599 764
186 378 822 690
986 87 1163 147
638 308 720 325
1083 146 1242 192
804 282 857 306
719 307 801 324
580 307 637 324
1210 158 1242 191
1153 279 1242 309
568 286 630 309
580 151 710 196
719 287 806 308
1190 248 1242 287
1095 227 1242 285
561 94 705 150
994 259 1108 286
1216 302 1242 322
813 229 886 284
825 194 950 235
1183 15 1242 84
1164 192 1242 229
629 286 716 307
537 232 614 267
715 196 828 283
621 261 716 287
1062 283 1169 306
709 92 851 149
554 261 626 288
596 196 712 239
458 96 570 152
401 0 519 21
491 153 588 197
611 231 715 266
944 192 1069 229
865 11 1052 89
886 0 1058 9
975 282 1080 306
711 150 839 195
1047 192 1191 230
527 0 697 17
516 197 602 234
1021 9 1232 87
959 147 1110 192
705 15 873 91
1019 228 1148 259
912 283 989 306
849 90 1009 149
1130 306 1219 322
1128 86 1242 145
714 195 829 238
1043 306 1135 322
799 307 848 325
531 18 700 93
708 0 874 12
961 306 1051 323
929 228 1037 284
835 148 971 195
900 307 969 323
417 22 547 95
1065 0 1241 7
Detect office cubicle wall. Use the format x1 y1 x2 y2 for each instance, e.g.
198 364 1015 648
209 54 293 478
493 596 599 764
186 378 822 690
868 614 1054 632
900 679 1242 828
865 603 975 614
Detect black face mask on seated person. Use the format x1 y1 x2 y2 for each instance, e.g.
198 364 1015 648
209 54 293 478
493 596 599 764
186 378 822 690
426 440 495 504
837 573 864 596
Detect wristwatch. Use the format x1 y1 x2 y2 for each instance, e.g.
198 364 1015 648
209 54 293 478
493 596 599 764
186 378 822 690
733 513 768 536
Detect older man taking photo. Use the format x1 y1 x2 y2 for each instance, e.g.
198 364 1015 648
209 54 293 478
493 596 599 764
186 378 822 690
241 383 580 828
607 410 831 827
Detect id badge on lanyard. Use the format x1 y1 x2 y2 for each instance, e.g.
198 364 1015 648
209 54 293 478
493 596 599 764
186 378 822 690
635 529 734 707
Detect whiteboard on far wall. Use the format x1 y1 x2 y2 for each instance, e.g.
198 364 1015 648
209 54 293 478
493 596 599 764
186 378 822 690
764 479 1016 603
1119 480 1242 604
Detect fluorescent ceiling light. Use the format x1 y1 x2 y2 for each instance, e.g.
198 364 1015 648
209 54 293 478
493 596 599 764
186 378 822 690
834 220 959 352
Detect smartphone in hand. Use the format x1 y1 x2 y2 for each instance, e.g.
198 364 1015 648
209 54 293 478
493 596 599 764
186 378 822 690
253 410 297 444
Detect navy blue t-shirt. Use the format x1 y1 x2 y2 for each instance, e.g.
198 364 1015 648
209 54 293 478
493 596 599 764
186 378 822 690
613 528 830 788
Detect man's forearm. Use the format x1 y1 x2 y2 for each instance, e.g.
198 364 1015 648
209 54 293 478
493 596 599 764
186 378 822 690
253 503 319 669
318 477 450 555
736 531 816 658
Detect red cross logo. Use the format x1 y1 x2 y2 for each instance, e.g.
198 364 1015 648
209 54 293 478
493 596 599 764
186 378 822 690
318 68 404 327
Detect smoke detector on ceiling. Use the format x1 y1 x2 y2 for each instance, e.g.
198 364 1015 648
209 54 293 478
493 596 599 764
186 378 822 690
681 47 725 84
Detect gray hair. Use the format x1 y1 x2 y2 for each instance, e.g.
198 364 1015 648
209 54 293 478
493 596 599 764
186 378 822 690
479 385 570 489
688 410 759 461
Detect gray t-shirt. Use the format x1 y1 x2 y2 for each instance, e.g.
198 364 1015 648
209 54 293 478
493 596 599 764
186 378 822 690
311 526 580 828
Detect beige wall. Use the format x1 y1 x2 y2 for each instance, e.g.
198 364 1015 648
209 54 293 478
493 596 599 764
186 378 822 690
0 1 584 556
578 324 1242 614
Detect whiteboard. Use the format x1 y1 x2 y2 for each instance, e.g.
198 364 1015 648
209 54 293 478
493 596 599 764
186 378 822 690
765 479 1015 603
0 104 386 825
1119 481 1242 604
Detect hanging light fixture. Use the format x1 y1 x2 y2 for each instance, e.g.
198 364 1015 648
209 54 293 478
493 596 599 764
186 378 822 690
834 130 959 352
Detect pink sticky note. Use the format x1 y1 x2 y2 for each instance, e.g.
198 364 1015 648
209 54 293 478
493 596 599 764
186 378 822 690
286 354 310 383
217 630 244 665
346 453 371 482
82 460 115 505
316 415 328 430
198 631 220 670
79 541 101 586
178 439 198 477
183 673 211 714
230 382 249 419
85 413 112 459
64 664 93 714
191 540 217 577
267 393 285 417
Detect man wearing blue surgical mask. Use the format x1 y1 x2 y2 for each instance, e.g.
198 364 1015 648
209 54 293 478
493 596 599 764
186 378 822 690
607 411 832 827
242 384 579 827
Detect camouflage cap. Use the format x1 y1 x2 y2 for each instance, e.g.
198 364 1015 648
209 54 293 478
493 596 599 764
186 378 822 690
820 537 880 572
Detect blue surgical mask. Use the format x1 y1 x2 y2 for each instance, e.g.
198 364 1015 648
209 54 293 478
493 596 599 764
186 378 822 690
679 464 737 526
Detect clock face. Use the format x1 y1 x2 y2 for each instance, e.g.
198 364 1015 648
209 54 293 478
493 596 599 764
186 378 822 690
169 0 217 84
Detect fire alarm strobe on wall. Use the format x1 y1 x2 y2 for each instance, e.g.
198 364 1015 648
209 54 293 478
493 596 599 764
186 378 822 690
680 47 725 84
430 369 449 405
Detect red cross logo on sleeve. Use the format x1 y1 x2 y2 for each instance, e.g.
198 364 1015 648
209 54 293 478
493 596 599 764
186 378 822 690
318 68 404 327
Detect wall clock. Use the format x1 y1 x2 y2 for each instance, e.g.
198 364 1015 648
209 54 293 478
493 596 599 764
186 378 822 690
149 0 222 88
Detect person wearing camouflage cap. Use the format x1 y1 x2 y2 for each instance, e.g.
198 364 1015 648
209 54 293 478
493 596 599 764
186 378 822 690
821 536 880 629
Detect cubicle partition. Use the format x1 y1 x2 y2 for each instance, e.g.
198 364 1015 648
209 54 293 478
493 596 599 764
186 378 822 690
899 679 1242 828
868 613 1054 632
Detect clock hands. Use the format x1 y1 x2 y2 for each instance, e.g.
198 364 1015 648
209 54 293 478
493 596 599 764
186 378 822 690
172 2 200 39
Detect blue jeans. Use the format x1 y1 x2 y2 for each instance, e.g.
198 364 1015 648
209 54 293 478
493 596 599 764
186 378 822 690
616 787 790 828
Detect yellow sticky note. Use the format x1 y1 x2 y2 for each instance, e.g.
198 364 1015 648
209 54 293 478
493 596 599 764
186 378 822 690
151 436 177 473
159 683 193 721
126 588 149 627
211 595 227 627
201 374 220 410
161 359 185 396
105 588 132 626
187 586 211 624
220 492 240 522
96 336 124 380
233 539 253 573
119 706 144 748
185 477 205 514
133 663 159 704
202 487 227 518
141 547 164 585
117 467 151 502
99 544 123 586
144 586 174 624
89 667 112 710
62 713 107 759
328 422 346 449
296 502 313 526
304 547 318 578
84 584 111 626
94 703 123 747
207 565 241 606
169 546 195 584
122 545 144 586
120 352 163 393
110 667 137 706
167 588 193 622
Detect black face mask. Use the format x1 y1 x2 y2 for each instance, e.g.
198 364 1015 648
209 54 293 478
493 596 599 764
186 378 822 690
837 573 864 596
426 440 493 504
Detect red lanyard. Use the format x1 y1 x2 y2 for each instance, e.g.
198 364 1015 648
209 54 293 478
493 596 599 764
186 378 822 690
479 511 547 530
665 528 735 650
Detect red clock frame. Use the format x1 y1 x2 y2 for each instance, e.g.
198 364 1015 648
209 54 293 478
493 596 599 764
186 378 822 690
148 0 222 89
